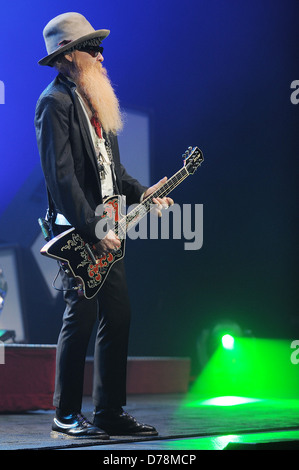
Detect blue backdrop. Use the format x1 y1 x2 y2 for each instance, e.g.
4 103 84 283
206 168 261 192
0 0 298 373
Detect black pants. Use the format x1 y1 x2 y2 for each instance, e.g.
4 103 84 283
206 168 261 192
53 255 131 413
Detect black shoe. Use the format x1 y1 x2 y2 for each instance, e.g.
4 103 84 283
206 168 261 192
51 412 109 439
93 408 158 436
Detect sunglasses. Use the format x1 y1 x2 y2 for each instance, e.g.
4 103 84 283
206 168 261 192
78 46 104 57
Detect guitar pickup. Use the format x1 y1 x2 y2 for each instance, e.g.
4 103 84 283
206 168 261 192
85 243 97 265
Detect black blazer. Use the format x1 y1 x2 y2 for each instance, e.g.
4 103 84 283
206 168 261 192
35 74 147 242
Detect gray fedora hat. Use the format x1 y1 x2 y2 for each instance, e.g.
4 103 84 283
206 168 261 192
38 12 110 66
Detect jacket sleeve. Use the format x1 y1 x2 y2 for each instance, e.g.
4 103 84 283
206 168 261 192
35 93 102 241
108 134 148 205
119 163 148 205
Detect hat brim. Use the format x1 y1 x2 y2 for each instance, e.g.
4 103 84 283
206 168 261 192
38 29 110 66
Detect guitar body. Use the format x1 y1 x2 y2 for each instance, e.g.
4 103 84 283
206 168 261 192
40 195 125 299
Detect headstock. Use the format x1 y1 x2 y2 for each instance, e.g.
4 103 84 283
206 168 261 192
183 146 204 174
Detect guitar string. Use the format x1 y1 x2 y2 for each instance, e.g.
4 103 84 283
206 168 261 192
117 166 190 237
122 168 189 235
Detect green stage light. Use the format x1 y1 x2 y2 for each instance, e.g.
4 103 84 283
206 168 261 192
196 320 244 369
182 338 299 408
198 396 262 406
221 334 235 350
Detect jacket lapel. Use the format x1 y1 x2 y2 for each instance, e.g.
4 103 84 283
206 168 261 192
58 74 102 190
71 89 101 182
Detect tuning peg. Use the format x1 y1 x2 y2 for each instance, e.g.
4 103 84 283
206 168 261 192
183 147 191 158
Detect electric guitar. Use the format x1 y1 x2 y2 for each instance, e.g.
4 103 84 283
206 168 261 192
40 146 204 298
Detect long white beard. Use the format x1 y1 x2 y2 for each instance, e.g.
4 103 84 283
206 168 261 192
72 60 123 135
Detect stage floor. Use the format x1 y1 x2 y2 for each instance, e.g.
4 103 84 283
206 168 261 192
1 393 299 450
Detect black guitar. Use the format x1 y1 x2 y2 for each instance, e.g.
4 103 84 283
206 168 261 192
40 146 204 298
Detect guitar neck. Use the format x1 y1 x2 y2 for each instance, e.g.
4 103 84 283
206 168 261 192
122 165 190 234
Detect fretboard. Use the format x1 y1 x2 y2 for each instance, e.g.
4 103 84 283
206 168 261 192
118 165 190 235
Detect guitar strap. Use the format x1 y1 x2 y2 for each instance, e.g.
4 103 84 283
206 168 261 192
45 187 56 235
104 134 120 196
